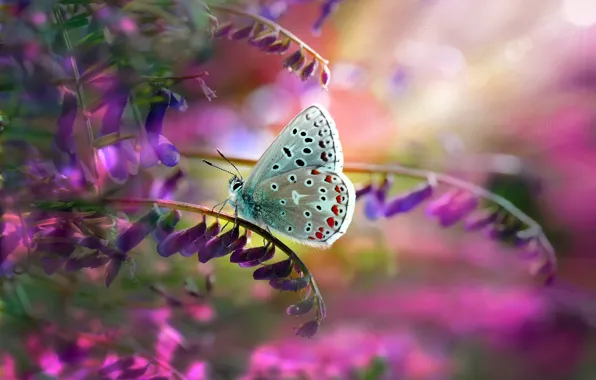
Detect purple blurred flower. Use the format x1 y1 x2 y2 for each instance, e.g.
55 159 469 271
464 209 500 231
140 89 187 169
97 83 139 184
364 177 393 220
259 0 288 21
53 90 77 157
149 169 186 200
241 326 448 379
384 181 435 217
355 183 373 200
105 254 125 287
115 208 161 253
0 230 21 265
312 0 341 35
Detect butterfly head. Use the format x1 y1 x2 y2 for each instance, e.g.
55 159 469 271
228 175 244 202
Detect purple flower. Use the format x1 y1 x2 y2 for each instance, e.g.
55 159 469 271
259 1 288 21
230 25 253 40
98 357 135 377
300 59 318 81
355 183 373 200
213 22 232 38
253 258 293 280
149 169 186 200
140 89 187 169
384 181 434 217
231 245 275 267
364 176 393 220
157 220 207 257
115 208 161 253
269 276 310 291
51 90 91 187
53 90 77 156
250 32 279 49
105 255 125 287
286 295 316 316
97 83 139 184
464 209 500 231
198 226 239 263
0 231 21 264
312 0 341 35
295 319 320 338
282 48 306 72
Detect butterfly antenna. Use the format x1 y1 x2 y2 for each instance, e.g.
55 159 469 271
216 149 243 181
202 160 238 178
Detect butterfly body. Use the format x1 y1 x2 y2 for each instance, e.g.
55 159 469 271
228 105 355 248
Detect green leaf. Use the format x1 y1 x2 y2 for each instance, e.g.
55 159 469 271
61 12 90 30
76 30 105 47
358 357 389 380
92 132 137 149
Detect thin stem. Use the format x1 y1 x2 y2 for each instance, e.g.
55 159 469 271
104 197 327 321
181 151 557 270
210 4 329 65
53 7 100 188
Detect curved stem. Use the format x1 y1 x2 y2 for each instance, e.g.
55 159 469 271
104 197 327 321
181 151 557 270
53 7 100 189
210 4 329 65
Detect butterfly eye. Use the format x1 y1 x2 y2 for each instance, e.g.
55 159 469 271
232 182 242 191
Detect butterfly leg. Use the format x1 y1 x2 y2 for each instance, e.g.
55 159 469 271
263 226 276 248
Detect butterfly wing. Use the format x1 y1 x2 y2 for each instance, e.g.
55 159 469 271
243 104 344 190
250 167 356 248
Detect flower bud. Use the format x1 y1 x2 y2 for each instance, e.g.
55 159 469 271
253 258 293 280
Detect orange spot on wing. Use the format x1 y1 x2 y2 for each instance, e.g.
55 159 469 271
326 217 335 227
311 169 320 175
308 236 315 240
315 232 323 239
324 175 333 183
331 205 339 215
336 195 343 203
334 185 341 193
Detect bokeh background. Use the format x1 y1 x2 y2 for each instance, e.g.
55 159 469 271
2 0 596 379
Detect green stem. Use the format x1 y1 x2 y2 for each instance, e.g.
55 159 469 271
104 197 327 322
210 4 329 65
180 150 557 271
53 7 100 189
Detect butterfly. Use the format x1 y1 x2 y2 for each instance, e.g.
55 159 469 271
227 104 356 248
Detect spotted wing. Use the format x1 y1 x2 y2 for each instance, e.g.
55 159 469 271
243 104 344 191
250 167 356 248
